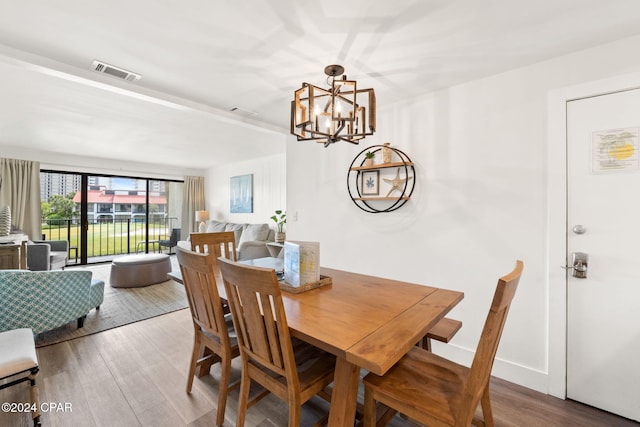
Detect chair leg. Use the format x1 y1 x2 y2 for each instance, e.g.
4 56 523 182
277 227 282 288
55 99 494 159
236 370 251 427
186 335 201 393
363 385 376 427
472 383 494 427
288 397 302 427
364 386 397 427
480 383 494 427
29 368 41 427
216 356 232 426
77 315 86 328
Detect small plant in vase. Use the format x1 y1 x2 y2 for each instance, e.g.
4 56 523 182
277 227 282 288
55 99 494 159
364 151 375 166
270 210 286 243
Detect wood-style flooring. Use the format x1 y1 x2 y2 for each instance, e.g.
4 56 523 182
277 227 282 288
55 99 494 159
1 309 637 427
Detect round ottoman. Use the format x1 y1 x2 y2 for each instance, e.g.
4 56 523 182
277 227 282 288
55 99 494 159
110 254 172 288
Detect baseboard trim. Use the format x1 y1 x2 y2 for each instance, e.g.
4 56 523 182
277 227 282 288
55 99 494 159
432 342 550 395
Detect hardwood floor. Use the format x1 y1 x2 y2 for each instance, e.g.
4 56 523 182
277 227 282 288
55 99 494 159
1 309 637 427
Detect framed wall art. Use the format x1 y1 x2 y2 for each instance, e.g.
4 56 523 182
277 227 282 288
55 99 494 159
361 170 379 196
230 174 253 213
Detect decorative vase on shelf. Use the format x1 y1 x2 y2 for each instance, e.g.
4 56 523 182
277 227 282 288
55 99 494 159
275 232 286 243
364 151 375 166
382 142 393 164
0 206 10 237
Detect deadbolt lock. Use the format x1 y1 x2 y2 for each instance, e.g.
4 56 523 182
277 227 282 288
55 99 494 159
571 252 588 279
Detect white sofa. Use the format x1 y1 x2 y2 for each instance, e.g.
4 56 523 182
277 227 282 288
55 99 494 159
178 219 274 260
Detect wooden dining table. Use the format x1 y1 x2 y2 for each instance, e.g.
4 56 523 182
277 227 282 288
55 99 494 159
170 257 464 426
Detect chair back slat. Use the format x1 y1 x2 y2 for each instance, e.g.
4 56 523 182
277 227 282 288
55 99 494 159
259 293 285 368
459 260 523 425
191 231 237 261
176 247 229 345
218 257 295 378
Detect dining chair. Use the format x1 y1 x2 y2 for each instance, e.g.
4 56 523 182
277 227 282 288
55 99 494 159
175 246 240 427
0 328 41 426
363 260 523 427
217 256 336 427
190 231 237 315
190 231 237 261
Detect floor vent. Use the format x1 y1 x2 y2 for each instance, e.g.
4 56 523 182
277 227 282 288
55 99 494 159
91 60 141 82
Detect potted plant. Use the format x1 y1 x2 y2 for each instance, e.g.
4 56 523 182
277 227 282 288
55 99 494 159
270 210 286 243
364 151 375 166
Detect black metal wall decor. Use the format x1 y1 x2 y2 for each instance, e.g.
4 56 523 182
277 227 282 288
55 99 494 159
347 144 415 213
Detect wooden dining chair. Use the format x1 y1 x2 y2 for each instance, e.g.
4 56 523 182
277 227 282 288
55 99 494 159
190 231 237 314
190 231 237 261
217 256 336 427
175 246 240 427
363 260 523 427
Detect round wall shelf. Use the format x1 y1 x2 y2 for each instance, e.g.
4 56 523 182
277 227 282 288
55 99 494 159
347 144 415 213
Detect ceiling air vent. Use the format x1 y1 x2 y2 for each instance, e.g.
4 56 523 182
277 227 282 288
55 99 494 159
91 60 141 82
229 106 258 117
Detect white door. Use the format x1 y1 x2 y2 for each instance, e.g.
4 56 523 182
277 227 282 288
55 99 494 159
566 89 640 421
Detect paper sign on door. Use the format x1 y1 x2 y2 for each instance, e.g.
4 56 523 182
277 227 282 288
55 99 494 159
592 127 639 173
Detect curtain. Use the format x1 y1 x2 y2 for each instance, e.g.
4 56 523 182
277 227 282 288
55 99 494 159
0 158 41 239
182 175 205 237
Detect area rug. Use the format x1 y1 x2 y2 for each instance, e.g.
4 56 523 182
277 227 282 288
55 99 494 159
35 258 188 347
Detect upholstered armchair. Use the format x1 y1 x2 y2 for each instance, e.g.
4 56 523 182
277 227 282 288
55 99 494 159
26 240 68 271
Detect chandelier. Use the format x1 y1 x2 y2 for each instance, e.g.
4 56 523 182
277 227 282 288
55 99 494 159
290 65 376 147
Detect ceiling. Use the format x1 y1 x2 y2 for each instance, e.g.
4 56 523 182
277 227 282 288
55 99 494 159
1 0 640 169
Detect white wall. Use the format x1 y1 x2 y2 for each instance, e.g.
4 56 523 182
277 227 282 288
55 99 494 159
206 152 286 230
287 34 640 394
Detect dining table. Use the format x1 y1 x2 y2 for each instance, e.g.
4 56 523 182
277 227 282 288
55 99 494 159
170 256 464 426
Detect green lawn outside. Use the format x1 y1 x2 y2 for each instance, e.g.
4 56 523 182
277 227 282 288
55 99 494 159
41 222 170 257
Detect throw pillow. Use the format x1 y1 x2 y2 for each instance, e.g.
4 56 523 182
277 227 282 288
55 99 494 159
206 220 227 232
238 223 270 248
224 223 244 246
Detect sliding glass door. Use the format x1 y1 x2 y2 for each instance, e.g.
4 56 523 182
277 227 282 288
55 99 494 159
39 171 82 263
40 171 183 265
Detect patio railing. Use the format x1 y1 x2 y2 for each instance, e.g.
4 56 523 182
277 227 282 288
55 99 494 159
41 217 179 263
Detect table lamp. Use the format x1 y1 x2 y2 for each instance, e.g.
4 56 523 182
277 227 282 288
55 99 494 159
195 210 209 233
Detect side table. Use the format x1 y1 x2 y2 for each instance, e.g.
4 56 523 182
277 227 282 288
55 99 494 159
0 243 20 269
0 234 28 269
